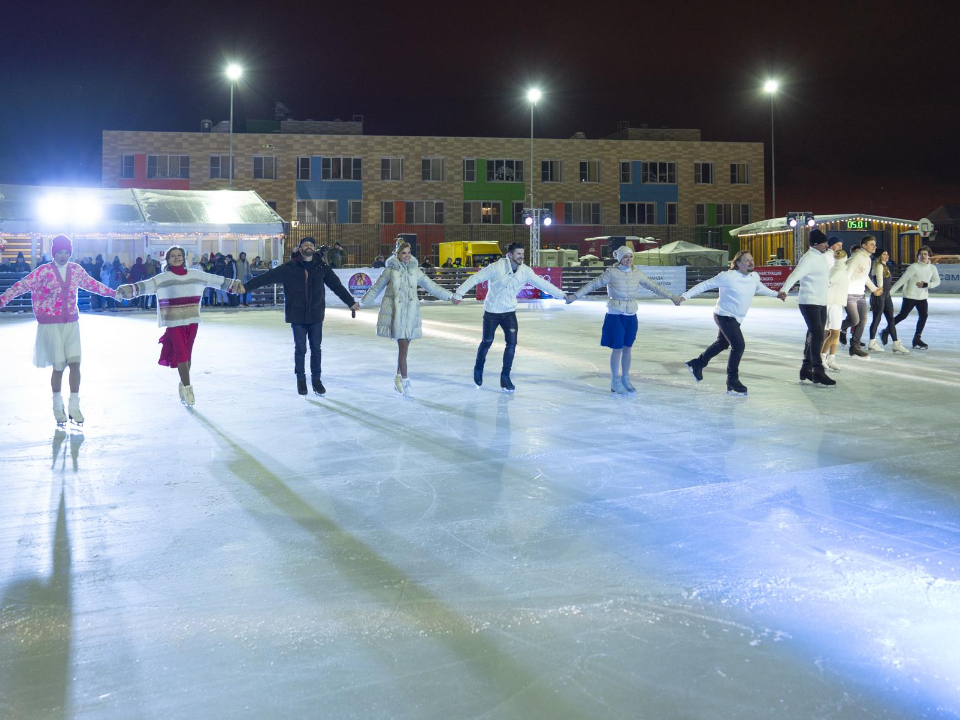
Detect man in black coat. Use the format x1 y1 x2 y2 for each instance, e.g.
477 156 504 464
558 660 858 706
240 237 359 396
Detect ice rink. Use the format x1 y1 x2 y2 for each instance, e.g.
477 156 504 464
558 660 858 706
2 295 959 719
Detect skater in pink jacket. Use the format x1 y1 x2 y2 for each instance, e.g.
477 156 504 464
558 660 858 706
0 235 117 425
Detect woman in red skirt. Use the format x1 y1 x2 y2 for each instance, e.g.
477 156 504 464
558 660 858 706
117 246 241 405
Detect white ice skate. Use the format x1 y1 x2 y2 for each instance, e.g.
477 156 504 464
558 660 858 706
183 385 195 407
892 340 910 355
620 375 638 394
868 338 884 352
825 354 842 372
53 396 68 425
68 396 84 425
401 378 414 399
178 382 186 403
610 376 630 395
394 374 404 395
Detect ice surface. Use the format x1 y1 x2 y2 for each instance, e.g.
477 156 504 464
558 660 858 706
2 296 959 719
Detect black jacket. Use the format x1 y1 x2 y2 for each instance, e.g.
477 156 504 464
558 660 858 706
244 257 355 324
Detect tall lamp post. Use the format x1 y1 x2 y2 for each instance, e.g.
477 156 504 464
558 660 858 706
526 88 542 265
763 79 779 218
226 63 243 190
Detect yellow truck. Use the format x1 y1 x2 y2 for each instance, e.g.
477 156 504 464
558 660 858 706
438 241 503 268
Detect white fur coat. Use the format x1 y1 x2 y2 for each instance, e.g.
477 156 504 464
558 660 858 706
359 255 453 339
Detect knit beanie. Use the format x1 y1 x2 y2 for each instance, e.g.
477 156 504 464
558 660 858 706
827 236 843 248
808 229 828 245
51 234 73 256
298 236 317 248
613 245 634 262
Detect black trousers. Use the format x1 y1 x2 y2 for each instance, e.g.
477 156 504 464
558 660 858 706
799 304 827 370
697 314 745 380
894 298 929 338
869 294 897 341
291 321 323 377
475 311 518 376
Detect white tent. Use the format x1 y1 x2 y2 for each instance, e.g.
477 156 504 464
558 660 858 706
632 240 728 267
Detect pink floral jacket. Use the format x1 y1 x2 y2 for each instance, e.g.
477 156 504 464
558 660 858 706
0 262 116 324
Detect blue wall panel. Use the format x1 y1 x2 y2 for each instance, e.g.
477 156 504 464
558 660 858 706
619 160 678 223
295 157 363 222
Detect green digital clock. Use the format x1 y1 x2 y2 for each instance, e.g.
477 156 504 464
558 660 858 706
847 219 869 230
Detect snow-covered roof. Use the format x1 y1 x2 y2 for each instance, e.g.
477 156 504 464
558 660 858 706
731 214 920 237
0 184 284 237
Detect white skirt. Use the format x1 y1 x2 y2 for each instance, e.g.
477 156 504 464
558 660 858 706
33 322 82 370
826 304 844 330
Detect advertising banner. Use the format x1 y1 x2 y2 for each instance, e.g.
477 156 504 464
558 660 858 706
475 266 563 302
755 266 793 291
931 264 960 293
635 266 686 297
326 268 385 305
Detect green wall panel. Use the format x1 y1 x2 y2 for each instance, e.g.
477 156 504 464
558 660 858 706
463 159 526 203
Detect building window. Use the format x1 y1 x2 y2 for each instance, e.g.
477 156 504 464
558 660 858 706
620 202 656 224
120 155 135 179
579 160 601 183
512 201 525 224
209 155 234 179
266 200 278 211
147 154 189 179
463 201 502 224
695 204 707 225
541 202 555 217
666 202 678 225
421 157 444 181
348 200 362 224
641 162 676 184
694 162 714 184
564 202 601 225
619 161 632 183
715 203 751 225
253 155 278 180
541 160 562 182
486 159 523 182
381 201 395 224
296 157 311 181
730 163 750 184
463 158 476 182
296 199 337 224
404 201 444 224
322 156 361 180
381 157 403 181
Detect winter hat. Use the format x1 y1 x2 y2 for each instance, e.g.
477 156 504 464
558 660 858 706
827 236 843 248
51 234 72 255
298 236 317 248
808 229 828 245
613 245 634 262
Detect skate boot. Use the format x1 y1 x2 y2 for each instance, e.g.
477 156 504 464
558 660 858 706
685 358 704 383
68 395 84 425
183 385 195 407
178 382 186 403
838 330 847 346
610 376 630 395
53 395 68 426
826 354 842 372
312 376 326 396
868 338 884 352
473 365 483 388
297 374 308 396
892 340 910 354
849 340 870 359
726 376 748 396
620 375 637 394
812 368 837 387
880 327 890 345
401 378 414 398
799 365 815 383
913 336 928 350
394 373 404 395
500 373 515 394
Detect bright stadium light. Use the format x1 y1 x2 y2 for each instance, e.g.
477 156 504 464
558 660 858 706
226 63 243 81
542 215 552 226
526 88 542 104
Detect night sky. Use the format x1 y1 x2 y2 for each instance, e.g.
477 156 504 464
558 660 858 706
2 0 957 219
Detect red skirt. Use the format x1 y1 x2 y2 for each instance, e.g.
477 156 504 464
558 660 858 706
158 324 199 367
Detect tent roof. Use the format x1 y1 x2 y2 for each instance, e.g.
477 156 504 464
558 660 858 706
0 184 284 237
730 214 920 238
634 240 725 255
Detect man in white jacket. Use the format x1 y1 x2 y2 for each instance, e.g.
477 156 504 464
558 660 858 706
454 243 565 393
840 235 882 358
889 245 941 349
777 229 836 386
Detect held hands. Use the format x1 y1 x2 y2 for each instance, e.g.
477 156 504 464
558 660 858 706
450 297 461 305
777 291 787 301
872 289 883 296
672 296 684 306
349 303 360 312
236 283 246 294
116 285 133 300
564 293 576 304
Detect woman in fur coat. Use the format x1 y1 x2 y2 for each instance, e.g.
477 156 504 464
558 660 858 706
359 237 459 397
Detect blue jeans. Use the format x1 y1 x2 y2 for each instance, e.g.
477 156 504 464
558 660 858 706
475 311 518 376
291 322 323 377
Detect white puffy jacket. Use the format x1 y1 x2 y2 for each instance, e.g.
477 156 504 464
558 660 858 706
574 265 679 314
890 261 941 300
826 257 850 306
454 257 564 313
360 255 452 339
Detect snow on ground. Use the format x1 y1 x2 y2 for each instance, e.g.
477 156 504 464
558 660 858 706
2 296 959 719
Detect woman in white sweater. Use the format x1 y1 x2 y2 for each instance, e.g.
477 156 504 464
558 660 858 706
820 248 850 371
868 250 909 354
566 245 682 395
680 251 780 396
889 246 941 349
359 237 458 397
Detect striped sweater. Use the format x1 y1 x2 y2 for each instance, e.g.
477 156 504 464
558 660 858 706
130 269 241 327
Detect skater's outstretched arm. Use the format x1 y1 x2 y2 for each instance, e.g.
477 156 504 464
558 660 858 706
453 262 499 300
888 266 913 296
754 276 781 299
417 269 454 302
324 269 360 311
521 265 565 299
570 267 612 303
76 267 117 299
359 268 392 306
635 268 682 304
241 264 283 293
0 266 41 308
681 274 721 301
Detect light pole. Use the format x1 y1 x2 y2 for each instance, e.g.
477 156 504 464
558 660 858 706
526 88 541 265
763 79 779 218
226 63 243 190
